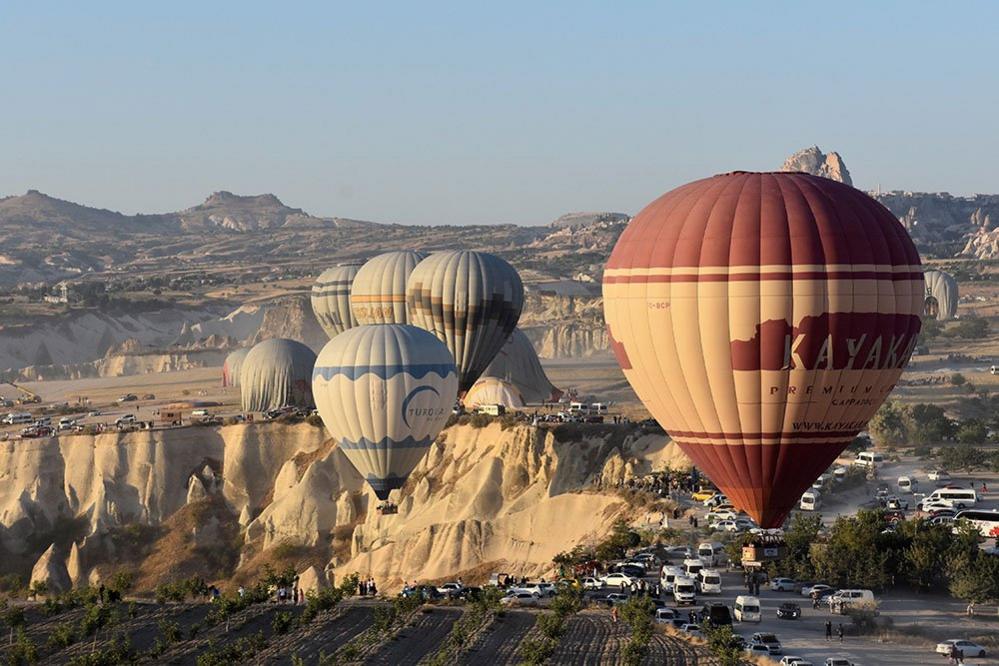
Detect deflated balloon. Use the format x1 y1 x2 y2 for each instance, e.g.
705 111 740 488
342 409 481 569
603 171 923 527
222 348 249 388
312 324 458 501
311 263 363 339
350 250 427 325
406 251 524 393
240 338 317 412
923 268 958 320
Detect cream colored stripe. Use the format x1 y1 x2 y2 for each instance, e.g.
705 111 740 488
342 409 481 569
604 264 924 277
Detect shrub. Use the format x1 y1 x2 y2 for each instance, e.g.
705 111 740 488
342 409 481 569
48 622 76 648
272 611 294 635
469 413 491 428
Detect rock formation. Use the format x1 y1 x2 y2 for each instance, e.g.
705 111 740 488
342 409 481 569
0 420 690 593
780 146 853 185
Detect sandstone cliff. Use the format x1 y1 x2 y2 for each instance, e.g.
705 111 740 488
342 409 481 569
0 421 689 594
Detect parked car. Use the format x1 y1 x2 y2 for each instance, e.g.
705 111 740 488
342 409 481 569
750 632 782 655
930 515 956 527
603 593 629 605
770 577 797 592
735 517 757 531
500 591 540 607
824 659 855 666
713 520 740 532
777 602 801 619
436 582 463 596
935 639 987 658
680 623 702 638
827 589 875 613
885 496 909 511
600 572 636 588
117 394 138 403
801 584 833 598
746 644 771 658
582 577 602 589
927 469 948 482
691 489 717 502
780 658 812 666
704 494 729 507
706 510 738 523
699 602 732 626
115 414 137 427
654 608 677 624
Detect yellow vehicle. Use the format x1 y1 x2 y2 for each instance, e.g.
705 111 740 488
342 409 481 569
692 488 717 502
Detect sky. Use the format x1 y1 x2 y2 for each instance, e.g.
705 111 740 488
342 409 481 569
2 2 998 226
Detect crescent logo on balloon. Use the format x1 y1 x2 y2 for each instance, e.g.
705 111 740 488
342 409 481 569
401 385 441 429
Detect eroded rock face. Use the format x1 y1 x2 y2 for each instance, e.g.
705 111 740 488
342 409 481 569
31 543 72 595
780 146 853 186
962 225 999 259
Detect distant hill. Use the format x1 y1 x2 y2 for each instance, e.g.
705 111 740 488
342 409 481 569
0 190 174 239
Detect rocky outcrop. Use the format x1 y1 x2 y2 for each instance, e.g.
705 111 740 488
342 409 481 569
31 543 72 595
780 146 853 185
0 420 691 594
961 224 999 260
520 292 607 358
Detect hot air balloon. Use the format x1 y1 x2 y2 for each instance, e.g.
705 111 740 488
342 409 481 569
477 328 562 404
923 268 958 320
312 324 458 510
603 171 923 527
350 250 427 325
311 263 363 339
240 338 317 412
222 348 249 387
406 251 524 393
463 377 524 410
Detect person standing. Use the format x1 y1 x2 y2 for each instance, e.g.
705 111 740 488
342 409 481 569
611 606 619 623
837 623 844 642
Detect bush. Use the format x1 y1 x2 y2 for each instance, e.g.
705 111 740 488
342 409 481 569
48 622 76 648
950 373 967 386
469 413 491 428
9 628 38 665
272 611 294 635
306 414 324 428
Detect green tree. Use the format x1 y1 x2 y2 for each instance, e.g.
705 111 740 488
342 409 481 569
938 443 988 472
900 520 951 590
956 420 988 445
780 513 821 580
948 552 999 603
907 404 956 445
811 511 892 590
949 316 989 339
950 373 967 386
868 401 908 447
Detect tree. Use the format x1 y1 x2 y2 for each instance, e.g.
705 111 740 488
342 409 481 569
938 443 988 472
907 404 956 445
949 316 989 340
868 401 908 448
901 520 951 590
956 420 988 445
950 373 967 386
811 511 892 590
780 514 821 580
948 553 999 603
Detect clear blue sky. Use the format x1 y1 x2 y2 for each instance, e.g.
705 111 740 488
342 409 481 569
2 2 997 225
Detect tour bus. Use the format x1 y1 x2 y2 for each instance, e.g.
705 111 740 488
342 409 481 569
925 487 978 508
853 451 885 468
800 491 821 511
955 509 999 538
734 595 761 622
2 412 33 425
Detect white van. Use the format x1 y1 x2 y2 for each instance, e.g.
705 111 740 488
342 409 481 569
800 491 821 511
734 595 761 622
191 409 211 418
2 412 33 425
828 589 875 613
699 569 722 595
660 565 684 589
926 487 977 508
853 451 885 468
897 476 914 494
683 558 704 579
673 576 697 605
697 542 725 567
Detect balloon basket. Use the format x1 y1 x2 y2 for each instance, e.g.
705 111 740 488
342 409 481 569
377 502 398 515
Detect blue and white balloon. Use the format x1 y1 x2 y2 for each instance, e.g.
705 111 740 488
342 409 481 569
312 324 458 501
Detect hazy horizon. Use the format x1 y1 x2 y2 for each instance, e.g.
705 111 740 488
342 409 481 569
3 2 997 225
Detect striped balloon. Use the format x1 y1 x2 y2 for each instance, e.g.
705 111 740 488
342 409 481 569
603 171 923 527
406 251 524 393
312 325 458 501
311 263 363 339
350 250 427 325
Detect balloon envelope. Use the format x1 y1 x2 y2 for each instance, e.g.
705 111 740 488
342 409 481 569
222 348 249 387
406 251 524 393
312 324 458 501
350 250 427 325
923 268 958 320
240 338 317 412
311 263 363 339
603 171 923 527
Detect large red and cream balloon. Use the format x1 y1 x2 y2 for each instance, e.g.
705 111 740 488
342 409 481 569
603 172 923 527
